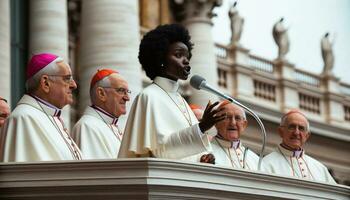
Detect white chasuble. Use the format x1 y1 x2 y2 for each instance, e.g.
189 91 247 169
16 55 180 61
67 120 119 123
118 77 211 159
263 145 336 184
0 94 82 162
210 138 260 171
72 106 122 159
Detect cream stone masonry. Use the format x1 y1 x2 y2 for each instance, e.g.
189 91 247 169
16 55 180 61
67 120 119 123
79 0 142 130
171 0 222 107
0 0 11 104
1 159 349 199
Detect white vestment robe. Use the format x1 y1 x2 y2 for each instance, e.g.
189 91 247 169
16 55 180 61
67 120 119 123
0 94 82 162
263 145 336 184
72 105 122 159
184 138 261 171
118 76 211 159
210 138 260 170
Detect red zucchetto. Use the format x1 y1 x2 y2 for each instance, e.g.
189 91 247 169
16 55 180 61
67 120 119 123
90 69 119 89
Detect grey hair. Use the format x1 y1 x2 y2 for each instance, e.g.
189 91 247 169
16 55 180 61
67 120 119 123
239 106 247 120
221 102 247 120
280 113 310 132
90 76 111 104
25 57 63 93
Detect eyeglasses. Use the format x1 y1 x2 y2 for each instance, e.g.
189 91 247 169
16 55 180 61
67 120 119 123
225 115 245 122
103 87 131 95
48 74 74 83
0 98 7 103
281 124 308 133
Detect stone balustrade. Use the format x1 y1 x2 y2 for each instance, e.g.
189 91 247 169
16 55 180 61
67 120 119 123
214 43 350 129
1 159 349 199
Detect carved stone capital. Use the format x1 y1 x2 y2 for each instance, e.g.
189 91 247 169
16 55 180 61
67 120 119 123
171 0 222 24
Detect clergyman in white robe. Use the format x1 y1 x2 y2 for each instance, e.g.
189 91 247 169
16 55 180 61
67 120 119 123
209 137 260 170
118 77 211 159
72 105 122 159
0 94 82 162
263 145 336 184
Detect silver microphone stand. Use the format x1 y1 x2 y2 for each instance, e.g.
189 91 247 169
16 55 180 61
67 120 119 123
208 89 266 170
227 97 266 170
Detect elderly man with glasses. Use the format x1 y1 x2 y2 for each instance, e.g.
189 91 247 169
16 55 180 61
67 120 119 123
262 109 336 184
199 101 261 171
0 53 82 162
72 69 130 159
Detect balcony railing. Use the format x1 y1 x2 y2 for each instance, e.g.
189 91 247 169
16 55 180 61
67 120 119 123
249 54 275 73
214 43 350 127
214 43 228 59
254 79 276 102
295 69 321 87
340 83 350 96
1 159 349 200
299 93 321 114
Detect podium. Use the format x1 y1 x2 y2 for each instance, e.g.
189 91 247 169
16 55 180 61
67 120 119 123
0 158 349 199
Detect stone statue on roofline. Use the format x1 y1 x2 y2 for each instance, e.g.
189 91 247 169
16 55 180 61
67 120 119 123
229 1 244 46
273 17 290 60
321 32 335 76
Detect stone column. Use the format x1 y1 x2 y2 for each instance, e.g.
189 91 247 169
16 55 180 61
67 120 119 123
275 59 298 112
322 75 343 125
79 0 142 129
29 0 71 128
0 0 11 105
171 0 222 107
140 0 160 29
29 0 68 60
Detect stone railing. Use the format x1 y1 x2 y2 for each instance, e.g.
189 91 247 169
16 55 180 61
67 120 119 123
340 83 350 96
295 69 321 87
253 79 276 102
299 93 321 114
249 54 275 73
214 43 350 129
1 159 349 200
344 105 350 122
214 43 228 59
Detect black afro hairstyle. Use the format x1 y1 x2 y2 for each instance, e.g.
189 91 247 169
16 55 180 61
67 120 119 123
138 24 193 80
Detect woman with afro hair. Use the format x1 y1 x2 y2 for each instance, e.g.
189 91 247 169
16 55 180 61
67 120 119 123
118 24 225 159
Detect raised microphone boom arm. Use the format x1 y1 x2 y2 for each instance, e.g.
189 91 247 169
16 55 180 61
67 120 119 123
190 75 266 170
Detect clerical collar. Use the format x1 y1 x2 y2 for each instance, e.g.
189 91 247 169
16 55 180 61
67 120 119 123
91 105 118 125
215 135 241 149
153 76 179 93
29 94 61 117
279 144 304 158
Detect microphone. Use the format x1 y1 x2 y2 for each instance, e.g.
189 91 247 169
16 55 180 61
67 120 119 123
190 75 233 102
189 75 266 170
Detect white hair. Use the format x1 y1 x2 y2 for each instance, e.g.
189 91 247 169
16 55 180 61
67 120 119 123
280 113 310 132
220 102 247 120
25 57 63 93
239 106 247 120
90 76 111 104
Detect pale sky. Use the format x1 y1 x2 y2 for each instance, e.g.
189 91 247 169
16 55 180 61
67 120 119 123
212 0 350 83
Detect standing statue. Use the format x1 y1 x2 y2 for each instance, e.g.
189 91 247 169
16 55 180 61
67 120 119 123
229 1 244 45
272 17 290 59
321 32 334 76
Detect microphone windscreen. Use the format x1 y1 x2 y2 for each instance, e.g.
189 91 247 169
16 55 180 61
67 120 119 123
190 75 206 90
